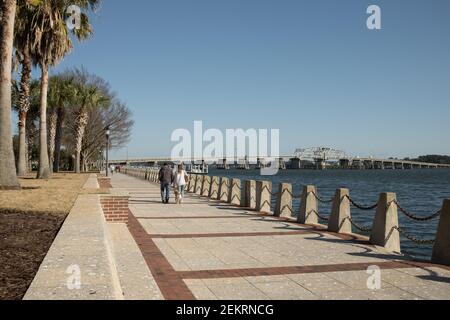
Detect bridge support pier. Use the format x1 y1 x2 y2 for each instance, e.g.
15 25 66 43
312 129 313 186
328 188 352 234
315 159 325 170
274 183 293 218
369 193 401 253
432 199 450 266
340 159 350 169
298 186 319 225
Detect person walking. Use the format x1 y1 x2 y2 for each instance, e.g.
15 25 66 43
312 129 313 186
173 164 189 204
158 163 174 204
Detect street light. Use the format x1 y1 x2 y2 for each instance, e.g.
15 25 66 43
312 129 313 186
106 127 110 177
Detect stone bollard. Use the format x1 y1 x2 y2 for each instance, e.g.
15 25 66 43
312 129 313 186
209 176 220 199
202 176 212 197
298 186 319 225
229 179 242 206
219 177 230 202
256 181 272 214
186 174 192 192
189 175 197 193
369 193 401 253
274 183 293 218
432 199 450 266
244 180 257 209
328 188 352 234
196 175 204 195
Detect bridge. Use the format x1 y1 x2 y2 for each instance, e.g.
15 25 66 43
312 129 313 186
109 147 450 170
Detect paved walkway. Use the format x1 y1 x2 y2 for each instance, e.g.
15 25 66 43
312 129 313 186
112 173 450 300
25 175 123 300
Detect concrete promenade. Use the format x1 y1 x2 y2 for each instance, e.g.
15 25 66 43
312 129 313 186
24 173 450 300
111 173 450 300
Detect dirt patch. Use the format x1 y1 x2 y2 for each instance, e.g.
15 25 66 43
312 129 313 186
0 173 90 300
0 210 66 300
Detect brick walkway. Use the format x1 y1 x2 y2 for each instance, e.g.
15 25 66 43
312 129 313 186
111 173 450 300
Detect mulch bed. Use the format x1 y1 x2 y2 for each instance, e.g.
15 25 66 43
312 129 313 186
0 209 67 300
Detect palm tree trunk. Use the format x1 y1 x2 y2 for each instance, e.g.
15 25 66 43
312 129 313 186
17 49 32 177
26 117 36 171
17 111 27 176
0 0 20 189
48 108 57 171
53 106 64 172
37 63 51 179
75 109 89 174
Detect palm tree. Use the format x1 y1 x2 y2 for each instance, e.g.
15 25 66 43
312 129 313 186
13 0 35 176
0 0 20 189
28 0 99 179
70 70 110 173
47 74 73 171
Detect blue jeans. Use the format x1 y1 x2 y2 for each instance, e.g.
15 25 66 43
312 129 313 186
161 183 170 202
177 185 185 198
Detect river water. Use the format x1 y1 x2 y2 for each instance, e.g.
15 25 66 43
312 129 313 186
209 168 450 261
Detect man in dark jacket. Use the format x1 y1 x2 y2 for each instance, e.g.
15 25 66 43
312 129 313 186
159 163 174 204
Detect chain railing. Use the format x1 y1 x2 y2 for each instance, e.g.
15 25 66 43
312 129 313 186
285 189 302 199
392 200 441 222
121 169 448 257
305 210 330 222
393 226 436 245
262 185 279 197
311 191 334 204
346 195 378 211
345 217 372 232
231 182 243 190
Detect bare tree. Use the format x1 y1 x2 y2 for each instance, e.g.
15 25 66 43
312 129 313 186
80 101 134 171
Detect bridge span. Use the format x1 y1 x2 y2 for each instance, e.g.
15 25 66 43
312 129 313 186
109 156 450 170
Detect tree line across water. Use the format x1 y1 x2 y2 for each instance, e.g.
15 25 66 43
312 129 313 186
1 1 133 190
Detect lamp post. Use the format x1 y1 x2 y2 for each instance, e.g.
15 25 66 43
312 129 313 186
106 127 110 177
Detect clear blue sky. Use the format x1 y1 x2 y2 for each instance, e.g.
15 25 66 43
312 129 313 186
48 0 450 159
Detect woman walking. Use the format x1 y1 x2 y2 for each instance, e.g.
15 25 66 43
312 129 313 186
173 164 189 204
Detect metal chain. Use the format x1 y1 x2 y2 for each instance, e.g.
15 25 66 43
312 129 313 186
231 182 243 190
306 210 330 221
346 217 372 232
280 205 294 214
394 226 436 245
346 195 378 211
393 201 441 222
315 211 330 221
285 189 302 199
262 185 278 196
211 180 219 186
230 194 241 203
311 192 334 204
